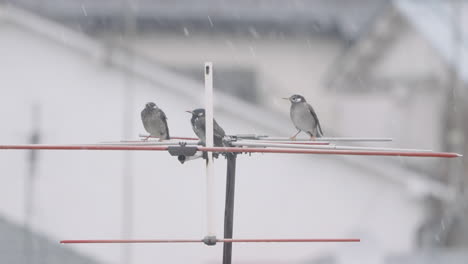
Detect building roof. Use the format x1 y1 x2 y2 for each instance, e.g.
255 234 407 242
387 250 468 264
325 0 468 86
0 216 100 264
395 0 468 83
6 0 386 39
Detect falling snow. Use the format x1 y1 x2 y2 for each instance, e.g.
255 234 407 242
0 1 467 264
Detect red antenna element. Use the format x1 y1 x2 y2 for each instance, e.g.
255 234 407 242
60 238 360 244
198 146 461 158
0 144 461 158
0 144 169 151
61 239 203 244
219 238 360 243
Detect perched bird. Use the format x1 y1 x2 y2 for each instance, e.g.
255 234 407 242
283 94 323 140
186 108 226 146
141 102 170 141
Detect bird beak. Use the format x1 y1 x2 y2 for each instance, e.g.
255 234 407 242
282 97 289 100
185 110 193 114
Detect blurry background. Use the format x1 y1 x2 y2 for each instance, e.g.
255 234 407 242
0 0 467 263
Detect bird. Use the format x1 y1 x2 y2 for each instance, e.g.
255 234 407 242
283 94 323 140
186 108 226 147
141 102 170 141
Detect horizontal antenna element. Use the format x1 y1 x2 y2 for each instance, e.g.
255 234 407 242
61 238 361 244
0 144 461 158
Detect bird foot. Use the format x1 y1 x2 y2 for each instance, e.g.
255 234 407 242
142 135 151 141
290 136 297 141
310 136 316 141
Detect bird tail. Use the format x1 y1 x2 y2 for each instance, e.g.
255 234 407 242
165 127 170 140
316 122 324 137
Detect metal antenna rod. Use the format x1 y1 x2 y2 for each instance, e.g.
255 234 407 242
24 104 41 264
0 144 461 158
223 153 237 264
204 62 216 243
261 137 393 142
61 238 360 244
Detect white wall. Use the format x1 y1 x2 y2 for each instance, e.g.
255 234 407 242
99 33 342 131
330 14 449 174
371 25 448 81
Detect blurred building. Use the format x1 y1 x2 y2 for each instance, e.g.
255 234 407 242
0 216 100 264
325 0 468 250
4 0 387 116
326 0 468 174
387 249 468 264
0 1 466 264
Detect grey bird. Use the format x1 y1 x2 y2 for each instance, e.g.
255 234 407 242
186 108 226 146
283 94 323 140
141 102 170 141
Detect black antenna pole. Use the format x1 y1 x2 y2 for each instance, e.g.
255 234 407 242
24 104 41 264
223 153 237 264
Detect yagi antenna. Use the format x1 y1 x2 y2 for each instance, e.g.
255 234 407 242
0 63 463 264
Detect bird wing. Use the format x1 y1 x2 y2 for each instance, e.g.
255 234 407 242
213 119 226 138
308 104 323 136
141 109 152 132
196 117 225 138
156 109 170 139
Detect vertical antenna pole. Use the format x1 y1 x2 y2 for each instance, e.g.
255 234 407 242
24 104 41 264
223 153 237 264
204 62 216 242
121 1 136 261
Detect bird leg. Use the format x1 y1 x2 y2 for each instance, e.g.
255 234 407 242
290 130 301 141
307 132 316 141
